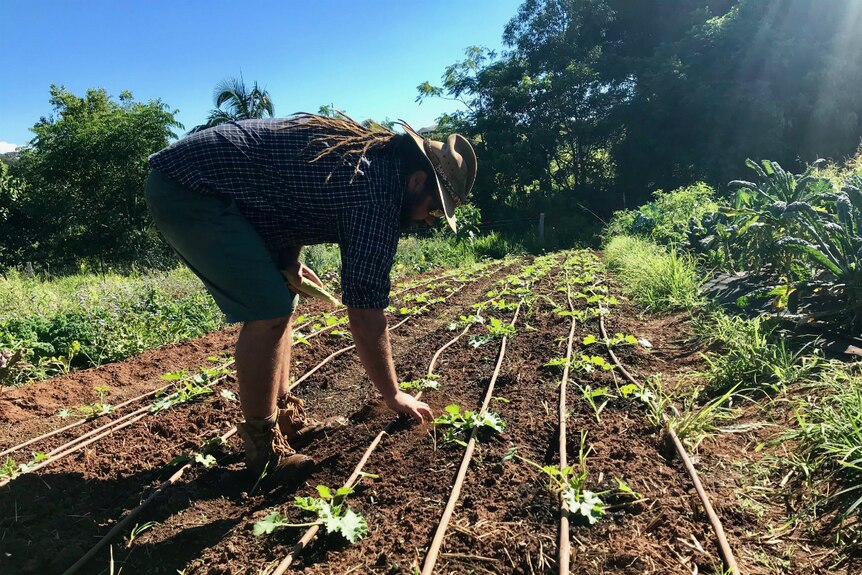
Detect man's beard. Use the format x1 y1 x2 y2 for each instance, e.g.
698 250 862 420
399 188 427 230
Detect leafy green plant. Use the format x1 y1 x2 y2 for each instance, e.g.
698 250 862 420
77 385 115 419
468 316 515 348
578 385 612 422
254 484 369 543
504 433 639 525
151 364 230 412
1 457 18 480
433 405 505 445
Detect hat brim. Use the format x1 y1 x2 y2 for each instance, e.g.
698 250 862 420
402 125 458 233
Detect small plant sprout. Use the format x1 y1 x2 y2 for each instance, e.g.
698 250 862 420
1 457 18 480
151 364 229 413
254 484 369 543
77 385 115 419
432 405 505 445
57 408 73 418
579 385 612 422
127 521 159 546
468 316 515 348
399 374 440 391
448 314 484 331
572 355 614 374
220 389 237 402
504 434 637 526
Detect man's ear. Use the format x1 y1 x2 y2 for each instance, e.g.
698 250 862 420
407 170 428 194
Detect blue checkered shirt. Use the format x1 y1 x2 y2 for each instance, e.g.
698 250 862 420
149 118 405 309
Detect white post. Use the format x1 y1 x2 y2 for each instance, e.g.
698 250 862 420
538 213 546 245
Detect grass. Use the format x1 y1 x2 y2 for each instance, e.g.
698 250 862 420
693 310 823 395
0 232 517 386
0 267 224 385
782 361 862 527
603 235 703 312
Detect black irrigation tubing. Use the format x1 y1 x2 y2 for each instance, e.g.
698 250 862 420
421 300 525 575
270 323 475 574
557 274 578 575
53 262 508 573
61 426 239 575
598 313 741 575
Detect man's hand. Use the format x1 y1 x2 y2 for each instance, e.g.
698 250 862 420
386 390 434 423
283 261 325 293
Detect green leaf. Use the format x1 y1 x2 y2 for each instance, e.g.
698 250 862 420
336 508 368 543
582 334 598 345
194 453 217 468
253 511 289 536
444 404 462 416
316 485 333 500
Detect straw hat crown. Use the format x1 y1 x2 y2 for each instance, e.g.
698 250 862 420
400 123 477 233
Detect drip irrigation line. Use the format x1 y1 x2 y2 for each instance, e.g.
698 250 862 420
0 370 234 486
270 323 474 574
0 360 233 457
292 267 467 333
421 301 524 575
60 427 238 575
1 268 482 475
55 263 504 572
557 276 577 575
598 314 741 575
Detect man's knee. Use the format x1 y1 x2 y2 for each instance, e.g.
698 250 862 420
241 315 293 334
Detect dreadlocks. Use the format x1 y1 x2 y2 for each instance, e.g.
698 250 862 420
283 111 403 182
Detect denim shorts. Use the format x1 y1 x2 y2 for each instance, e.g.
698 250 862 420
144 169 298 323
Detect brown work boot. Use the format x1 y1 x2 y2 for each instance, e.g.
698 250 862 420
236 410 314 487
277 393 348 449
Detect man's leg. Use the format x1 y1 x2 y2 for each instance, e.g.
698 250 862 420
236 316 292 420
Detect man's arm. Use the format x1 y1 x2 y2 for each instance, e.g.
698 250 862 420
347 307 433 423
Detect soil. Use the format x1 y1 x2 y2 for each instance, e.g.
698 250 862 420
0 253 849 575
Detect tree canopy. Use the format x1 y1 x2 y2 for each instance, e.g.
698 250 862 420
3 86 182 270
420 0 862 230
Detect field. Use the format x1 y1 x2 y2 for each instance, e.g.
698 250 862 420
0 250 855 575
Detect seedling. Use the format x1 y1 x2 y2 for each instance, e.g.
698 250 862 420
433 405 505 445
127 521 159 545
1 457 17 480
220 389 237 402
572 355 614 373
77 385 114 419
254 484 369 543
448 314 484 331
151 379 214 413
468 316 515 348
152 365 230 412
504 433 639 525
578 385 612 422
583 333 638 347
399 374 440 391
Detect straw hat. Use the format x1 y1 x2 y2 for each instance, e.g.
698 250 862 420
400 122 477 233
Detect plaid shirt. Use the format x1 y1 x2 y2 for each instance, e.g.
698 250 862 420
149 118 405 309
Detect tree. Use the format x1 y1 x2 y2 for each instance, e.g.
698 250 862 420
8 85 182 270
190 76 274 133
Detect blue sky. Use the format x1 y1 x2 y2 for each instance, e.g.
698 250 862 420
0 0 522 152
